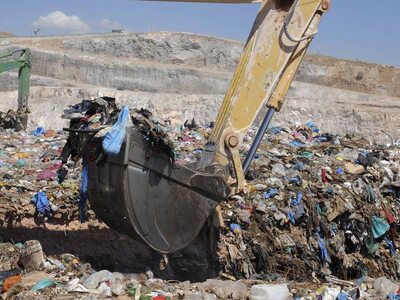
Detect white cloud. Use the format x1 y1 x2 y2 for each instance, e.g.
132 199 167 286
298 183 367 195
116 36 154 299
32 11 90 34
99 18 122 31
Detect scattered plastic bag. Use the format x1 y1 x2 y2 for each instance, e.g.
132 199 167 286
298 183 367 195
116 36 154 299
371 216 390 239
31 278 58 291
31 192 51 217
32 126 45 136
102 106 130 155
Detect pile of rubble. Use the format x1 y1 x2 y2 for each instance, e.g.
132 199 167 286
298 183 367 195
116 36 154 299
0 126 80 227
169 118 400 287
214 123 400 283
0 97 399 299
0 239 399 299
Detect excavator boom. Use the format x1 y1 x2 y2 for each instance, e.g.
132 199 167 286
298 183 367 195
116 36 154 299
200 0 329 192
0 48 31 130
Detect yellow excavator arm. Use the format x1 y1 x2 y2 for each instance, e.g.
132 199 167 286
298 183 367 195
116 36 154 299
148 0 330 190
194 0 330 193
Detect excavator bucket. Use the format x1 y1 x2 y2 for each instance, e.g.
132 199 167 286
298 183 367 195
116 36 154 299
88 127 230 253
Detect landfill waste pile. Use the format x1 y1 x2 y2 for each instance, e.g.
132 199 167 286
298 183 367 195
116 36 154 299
0 97 399 299
0 109 27 132
0 125 80 227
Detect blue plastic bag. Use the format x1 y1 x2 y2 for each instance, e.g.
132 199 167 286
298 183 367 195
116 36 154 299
32 126 45 136
288 211 296 224
289 176 301 185
229 223 241 234
316 234 331 264
371 216 390 239
78 160 89 223
290 140 306 148
293 162 305 171
31 192 51 217
306 121 320 133
263 188 279 199
336 167 344 174
291 192 303 206
270 126 282 135
31 278 58 291
102 106 130 155
336 291 349 300
288 192 304 224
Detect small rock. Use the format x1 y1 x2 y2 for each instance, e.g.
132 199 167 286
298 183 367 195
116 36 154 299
254 184 267 191
198 279 247 299
19 240 45 271
236 209 251 224
317 286 341 300
111 279 126 296
19 271 48 288
230 195 244 202
250 284 290 300
272 163 286 176
344 162 364 175
145 269 154 279
184 292 218 300
97 281 112 297
84 270 114 289
265 177 284 188
373 277 398 296
232 281 248 299
125 273 147 283
82 294 99 300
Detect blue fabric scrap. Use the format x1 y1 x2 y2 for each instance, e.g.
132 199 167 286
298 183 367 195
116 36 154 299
316 234 331 264
306 121 320 133
384 237 397 256
287 211 296 225
314 136 327 142
291 192 303 206
263 188 279 199
31 192 51 217
78 159 89 223
336 291 349 300
288 192 304 224
326 186 334 194
270 126 282 135
293 162 305 170
289 176 301 185
336 167 344 175
290 140 306 148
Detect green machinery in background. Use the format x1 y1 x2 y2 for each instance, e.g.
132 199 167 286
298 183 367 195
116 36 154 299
0 48 31 130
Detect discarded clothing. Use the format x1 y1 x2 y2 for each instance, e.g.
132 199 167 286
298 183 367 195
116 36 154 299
31 192 51 217
316 234 331 264
78 159 89 223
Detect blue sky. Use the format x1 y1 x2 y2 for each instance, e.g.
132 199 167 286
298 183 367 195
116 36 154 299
0 0 399 66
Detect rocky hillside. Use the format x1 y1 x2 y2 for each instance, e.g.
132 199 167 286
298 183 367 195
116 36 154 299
0 32 399 142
